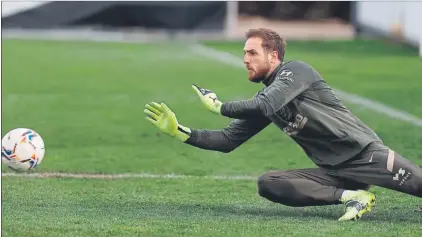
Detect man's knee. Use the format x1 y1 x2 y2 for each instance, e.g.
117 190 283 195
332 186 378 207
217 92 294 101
257 171 279 197
257 172 269 197
407 168 422 197
256 171 295 204
393 157 422 197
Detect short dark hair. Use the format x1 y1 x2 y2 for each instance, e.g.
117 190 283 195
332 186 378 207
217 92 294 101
245 28 286 62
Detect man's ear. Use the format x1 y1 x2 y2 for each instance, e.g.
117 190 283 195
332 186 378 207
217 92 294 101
270 51 278 63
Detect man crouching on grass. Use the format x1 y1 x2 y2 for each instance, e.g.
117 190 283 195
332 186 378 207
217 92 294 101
143 28 422 221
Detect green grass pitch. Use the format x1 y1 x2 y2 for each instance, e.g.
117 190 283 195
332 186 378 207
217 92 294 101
1 38 422 237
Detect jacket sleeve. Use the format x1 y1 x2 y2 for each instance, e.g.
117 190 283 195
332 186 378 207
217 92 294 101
221 61 316 119
184 116 271 153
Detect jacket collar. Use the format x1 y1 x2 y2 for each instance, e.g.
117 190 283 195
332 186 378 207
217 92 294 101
262 63 284 87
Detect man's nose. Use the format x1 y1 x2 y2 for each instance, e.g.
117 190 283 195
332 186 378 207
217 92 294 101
244 56 249 64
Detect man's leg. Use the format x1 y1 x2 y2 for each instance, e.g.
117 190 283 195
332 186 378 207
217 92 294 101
325 144 422 221
326 147 422 198
257 168 370 207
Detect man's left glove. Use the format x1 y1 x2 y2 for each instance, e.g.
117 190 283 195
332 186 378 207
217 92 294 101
192 84 223 114
144 102 191 142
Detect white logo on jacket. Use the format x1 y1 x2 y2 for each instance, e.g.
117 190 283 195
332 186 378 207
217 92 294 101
277 70 294 82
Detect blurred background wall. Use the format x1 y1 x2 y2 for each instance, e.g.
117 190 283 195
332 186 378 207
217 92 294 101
2 1 421 55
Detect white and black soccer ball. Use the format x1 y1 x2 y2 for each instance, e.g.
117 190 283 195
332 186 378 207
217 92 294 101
1 128 45 172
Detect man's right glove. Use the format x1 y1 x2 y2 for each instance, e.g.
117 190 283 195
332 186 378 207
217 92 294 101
144 102 191 142
192 84 223 114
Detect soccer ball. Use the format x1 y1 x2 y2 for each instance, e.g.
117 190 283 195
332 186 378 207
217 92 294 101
1 128 45 172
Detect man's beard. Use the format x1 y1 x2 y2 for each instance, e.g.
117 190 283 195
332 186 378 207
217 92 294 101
249 61 271 83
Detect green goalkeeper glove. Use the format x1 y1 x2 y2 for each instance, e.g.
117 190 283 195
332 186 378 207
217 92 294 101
144 102 191 142
192 84 223 114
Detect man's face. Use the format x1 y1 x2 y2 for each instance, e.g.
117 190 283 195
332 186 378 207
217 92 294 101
243 37 272 83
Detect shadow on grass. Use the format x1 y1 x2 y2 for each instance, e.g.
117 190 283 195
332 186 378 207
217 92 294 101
109 201 421 223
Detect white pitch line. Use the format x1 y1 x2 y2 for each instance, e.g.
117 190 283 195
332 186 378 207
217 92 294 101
1 172 257 180
189 44 422 127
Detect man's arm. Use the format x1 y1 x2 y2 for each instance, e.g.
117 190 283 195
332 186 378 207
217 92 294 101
144 101 271 153
185 116 271 153
221 61 315 119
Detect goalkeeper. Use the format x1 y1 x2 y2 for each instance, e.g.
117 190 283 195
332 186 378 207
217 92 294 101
144 28 422 221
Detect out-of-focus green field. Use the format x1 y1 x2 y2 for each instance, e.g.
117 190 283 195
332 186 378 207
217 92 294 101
1 39 421 237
